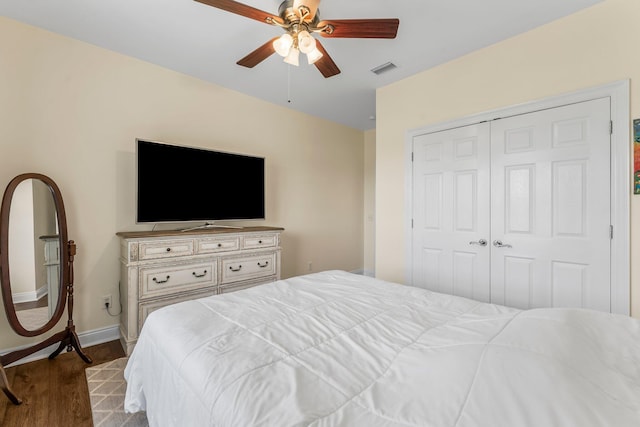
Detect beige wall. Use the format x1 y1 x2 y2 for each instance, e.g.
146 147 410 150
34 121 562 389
0 17 365 349
8 182 37 296
363 129 376 276
376 0 639 317
32 179 56 292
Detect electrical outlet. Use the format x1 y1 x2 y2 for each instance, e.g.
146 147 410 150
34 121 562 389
102 295 112 309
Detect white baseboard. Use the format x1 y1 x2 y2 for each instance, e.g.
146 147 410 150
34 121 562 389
12 285 48 304
2 324 120 367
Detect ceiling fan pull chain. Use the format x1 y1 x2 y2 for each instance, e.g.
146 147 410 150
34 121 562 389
287 65 292 103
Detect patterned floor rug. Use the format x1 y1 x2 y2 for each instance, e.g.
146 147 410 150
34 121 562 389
85 357 149 427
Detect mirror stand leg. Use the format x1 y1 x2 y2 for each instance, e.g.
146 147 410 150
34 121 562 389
48 340 67 360
48 326 92 364
68 326 92 364
0 364 22 405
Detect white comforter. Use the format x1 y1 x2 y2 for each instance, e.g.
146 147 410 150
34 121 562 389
124 270 640 426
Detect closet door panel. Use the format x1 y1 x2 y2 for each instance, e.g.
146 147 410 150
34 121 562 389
490 97 611 311
412 123 491 302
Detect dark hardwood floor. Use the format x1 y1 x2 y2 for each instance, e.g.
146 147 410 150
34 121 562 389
0 340 125 427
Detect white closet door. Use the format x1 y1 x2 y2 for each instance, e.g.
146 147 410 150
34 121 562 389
411 123 491 302
490 97 611 311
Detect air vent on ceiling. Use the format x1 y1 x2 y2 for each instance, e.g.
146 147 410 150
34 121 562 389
371 62 397 75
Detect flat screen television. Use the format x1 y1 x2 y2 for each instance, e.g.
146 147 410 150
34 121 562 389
136 139 265 224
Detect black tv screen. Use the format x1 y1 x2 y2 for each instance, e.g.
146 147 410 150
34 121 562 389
136 139 265 223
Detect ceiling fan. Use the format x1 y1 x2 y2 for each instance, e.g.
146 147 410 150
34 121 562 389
194 0 400 78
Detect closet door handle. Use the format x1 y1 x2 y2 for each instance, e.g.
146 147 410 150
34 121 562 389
493 240 512 248
469 239 487 246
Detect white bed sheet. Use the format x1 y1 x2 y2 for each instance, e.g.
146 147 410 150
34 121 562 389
124 270 640 426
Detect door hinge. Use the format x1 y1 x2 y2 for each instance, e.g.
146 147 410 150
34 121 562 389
610 120 613 135
610 225 613 239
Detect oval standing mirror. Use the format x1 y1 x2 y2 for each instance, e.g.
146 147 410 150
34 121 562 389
0 173 91 405
7 177 63 334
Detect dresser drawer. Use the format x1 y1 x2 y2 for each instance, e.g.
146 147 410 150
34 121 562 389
221 252 277 284
197 236 240 254
140 261 216 299
219 277 276 294
243 234 277 250
139 239 194 260
138 288 217 333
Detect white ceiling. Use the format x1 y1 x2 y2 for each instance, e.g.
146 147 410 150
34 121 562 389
1 0 602 130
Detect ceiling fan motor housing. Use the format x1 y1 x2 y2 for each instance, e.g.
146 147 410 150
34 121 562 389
278 0 320 27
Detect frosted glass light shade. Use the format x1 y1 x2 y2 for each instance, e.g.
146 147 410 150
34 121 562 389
297 30 316 54
306 46 323 64
283 47 300 66
273 33 293 57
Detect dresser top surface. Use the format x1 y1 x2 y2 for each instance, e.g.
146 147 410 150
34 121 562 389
117 226 284 240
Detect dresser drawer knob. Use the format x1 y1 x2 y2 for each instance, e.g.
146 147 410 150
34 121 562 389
152 275 170 284
217 243 222 247
229 265 242 272
257 261 269 268
166 248 171 252
192 270 208 278
258 240 263 244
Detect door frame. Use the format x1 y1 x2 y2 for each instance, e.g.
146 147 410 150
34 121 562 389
404 80 630 315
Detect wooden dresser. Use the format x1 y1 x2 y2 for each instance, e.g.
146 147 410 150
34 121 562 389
116 226 283 355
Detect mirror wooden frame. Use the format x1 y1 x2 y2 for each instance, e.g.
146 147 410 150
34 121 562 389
0 173 92 404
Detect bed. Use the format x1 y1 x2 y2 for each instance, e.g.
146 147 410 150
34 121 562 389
124 270 640 426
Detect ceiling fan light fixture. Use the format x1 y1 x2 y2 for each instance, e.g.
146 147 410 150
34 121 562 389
306 46 323 65
273 33 294 57
297 30 316 54
283 46 300 66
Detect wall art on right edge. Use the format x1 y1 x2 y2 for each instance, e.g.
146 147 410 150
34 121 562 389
635 119 640 194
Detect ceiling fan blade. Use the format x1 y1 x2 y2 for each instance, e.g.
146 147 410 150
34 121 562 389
313 40 340 78
318 19 399 39
194 0 282 25
293 0 320 21
237 38 278 68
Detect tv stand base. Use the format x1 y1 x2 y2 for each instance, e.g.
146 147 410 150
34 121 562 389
180 222 242 232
